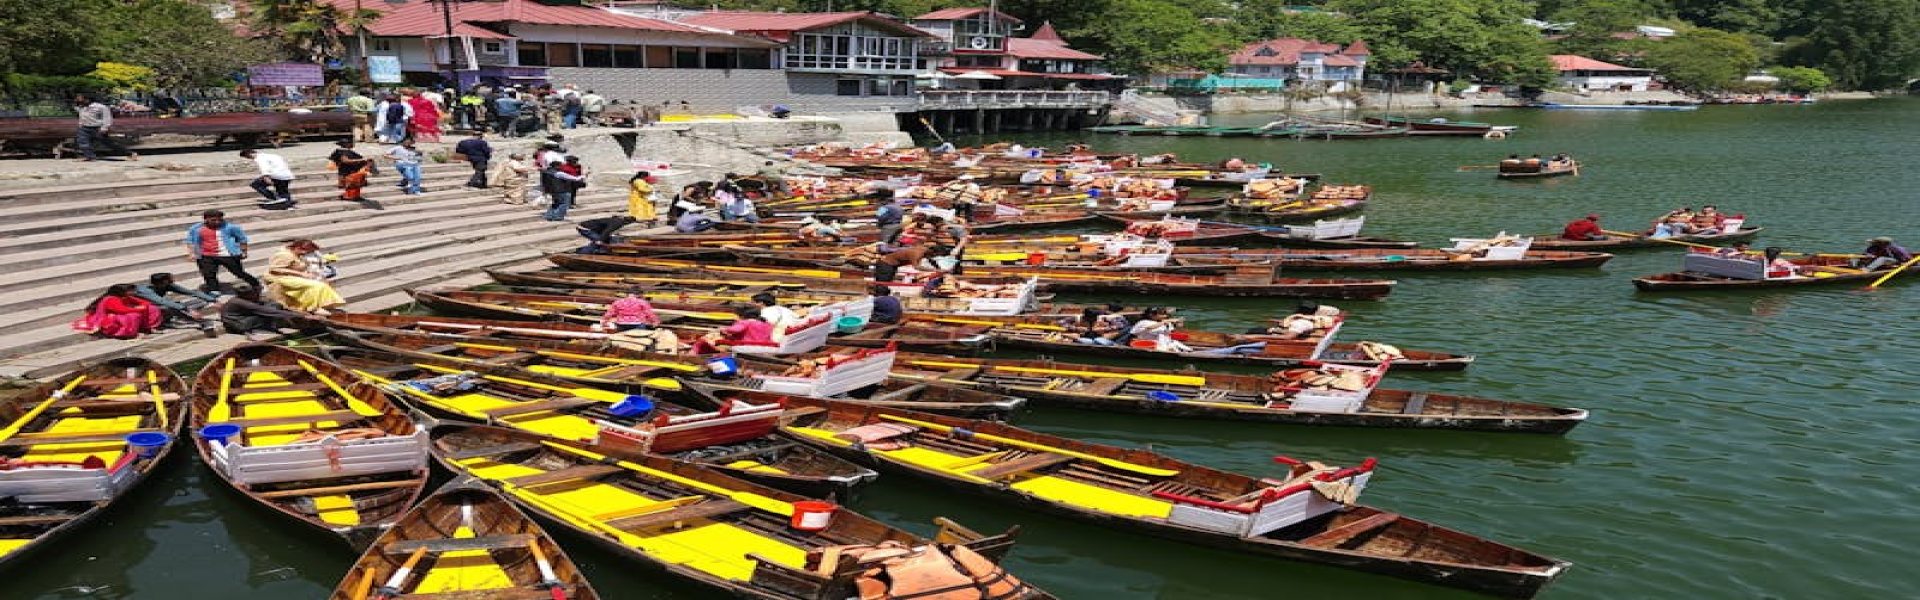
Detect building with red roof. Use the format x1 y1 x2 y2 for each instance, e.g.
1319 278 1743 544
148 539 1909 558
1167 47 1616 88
673 10 936 103
1224 37 1372 90
1551 54 1654 91
909 12 1114 90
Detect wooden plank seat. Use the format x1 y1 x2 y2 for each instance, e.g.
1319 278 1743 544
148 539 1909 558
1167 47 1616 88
605 499 750 531
398 589 562 600
0 428 166 447
502 465 623 488
940 367 983 380
865 384 928 404
221 410 367 429
1400 392 1429 415
383 533 536 555
477 352 539 366
970 452 1073 480
1079 378 1128 396
228 364 308 374
584 364 666 380
0 514 77 526
257 479 424 499
1298 513 1400 547
479 397 597 418
445 442 544 461
233 383 333 396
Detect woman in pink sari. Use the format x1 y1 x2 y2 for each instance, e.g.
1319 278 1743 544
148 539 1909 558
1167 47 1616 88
404 89 443 143
74 284 162 339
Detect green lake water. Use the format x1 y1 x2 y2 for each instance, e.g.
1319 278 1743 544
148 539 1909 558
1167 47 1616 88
12 99 1920 599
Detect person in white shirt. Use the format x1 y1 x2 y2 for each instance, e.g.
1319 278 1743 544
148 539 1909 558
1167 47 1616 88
239 149 296 208
751 292 800 340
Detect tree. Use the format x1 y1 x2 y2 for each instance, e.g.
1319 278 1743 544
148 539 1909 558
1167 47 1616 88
1063 0 1233 75
1330 0 1554 83
98 0 276 89
1783 0 1920 90
0 0 110 80
1769 65 1831 93
1548 0 1650 61
1643 28 1760 91
245 0 383 64
1231 4 1366 45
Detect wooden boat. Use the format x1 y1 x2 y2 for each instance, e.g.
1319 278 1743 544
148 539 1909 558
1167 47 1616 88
885 353 1580 432
0 357 188 567
1528 226 1763 250
189 344 429 548
327 476 601 600
1361 116 1517 136
1632 252 1916 291
1158 247 1614 271
327 308 991 358
779 399 1572 597
326 344 880 497
428 421 1056 600
611 221 1271 254
1496 157 1579 179
906 314 1473 371
680 379 1023 420
1249 216 1420 249
724 245 1267 275
564 255 1397 300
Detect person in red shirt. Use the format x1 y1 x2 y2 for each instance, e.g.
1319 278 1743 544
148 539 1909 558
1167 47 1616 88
1561 214 1607 241
597 289 659 331
74 284 162 339
690 305 774 354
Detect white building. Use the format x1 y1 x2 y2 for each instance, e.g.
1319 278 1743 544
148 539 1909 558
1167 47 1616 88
1551 55 1654 92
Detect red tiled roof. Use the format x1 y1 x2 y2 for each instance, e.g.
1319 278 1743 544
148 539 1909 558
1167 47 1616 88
914 7 1022 22
1229 38 1355 66
320 0 713 36
1321 55 1359 67
681 11 934 40
1551 54 1644 71
1341 39 1371 55
1008 37 1102 60
1027 22 1064 44
939 67 1038 77
1043 72 1118 80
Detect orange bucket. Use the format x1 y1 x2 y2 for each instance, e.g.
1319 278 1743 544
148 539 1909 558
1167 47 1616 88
790 500 838 531
1026 252 1047 265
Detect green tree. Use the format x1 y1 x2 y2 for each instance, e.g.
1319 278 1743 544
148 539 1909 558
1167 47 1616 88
1330 0 1554 83
1063 0 1233 75
0 0 110 80
1230 3 1366 45
245 0 383 64
1768 65 1831 93
1643 28 1760 91
98 0 276 89
1783 0 1920 89
1548 0 1649 61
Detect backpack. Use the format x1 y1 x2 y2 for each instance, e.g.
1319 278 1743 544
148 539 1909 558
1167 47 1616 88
385 102 406 124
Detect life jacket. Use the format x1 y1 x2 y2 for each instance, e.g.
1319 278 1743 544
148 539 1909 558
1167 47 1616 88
843 542 1034 600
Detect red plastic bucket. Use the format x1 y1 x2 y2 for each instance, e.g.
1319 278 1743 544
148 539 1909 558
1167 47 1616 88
789 500 838 531
1026 252 1047 265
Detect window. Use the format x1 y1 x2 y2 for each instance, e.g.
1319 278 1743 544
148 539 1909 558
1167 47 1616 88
546 43 579 67
737 48 772 69
673 47 702 68
837 79 863 95
646 46 673 68
482 41 503 54
581 44 613 68
786 26 919 71
372 39 393 52
518 43 547 66
613 45 643 68
705 48 734 69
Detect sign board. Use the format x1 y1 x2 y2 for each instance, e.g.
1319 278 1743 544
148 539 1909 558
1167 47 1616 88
367 56 403 83
246 63 324 87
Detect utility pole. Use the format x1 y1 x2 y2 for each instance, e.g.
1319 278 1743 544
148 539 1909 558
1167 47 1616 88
436 0 456 88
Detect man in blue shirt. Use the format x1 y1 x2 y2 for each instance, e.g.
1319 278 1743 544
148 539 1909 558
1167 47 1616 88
183 209 259 294
134 272 221 337
453 130 493 188
492 92 523 137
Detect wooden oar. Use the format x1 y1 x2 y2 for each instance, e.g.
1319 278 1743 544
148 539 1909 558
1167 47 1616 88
903 359 1208 387
297 360 384 417
350 566 379 600
210 358 236 422
1610 231 1865 258
535 441 792 514
1864 255 1920 290
145 369 168 429
527 537 570 600
370 547 430 600
0 374 89 442
877 414 1178 477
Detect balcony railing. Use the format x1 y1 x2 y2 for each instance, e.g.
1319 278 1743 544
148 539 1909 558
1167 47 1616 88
918 90 1112 109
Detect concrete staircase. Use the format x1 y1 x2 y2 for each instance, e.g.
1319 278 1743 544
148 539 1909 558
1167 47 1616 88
0 161 627 379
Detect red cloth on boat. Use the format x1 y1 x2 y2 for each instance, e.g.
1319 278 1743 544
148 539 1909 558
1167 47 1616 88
1562 218 1603 240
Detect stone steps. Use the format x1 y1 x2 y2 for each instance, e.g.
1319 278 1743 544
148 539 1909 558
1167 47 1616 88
0 162 471 232
0 161 471 209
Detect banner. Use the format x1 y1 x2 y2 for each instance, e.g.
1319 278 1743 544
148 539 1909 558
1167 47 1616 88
246 62 324 87
366 56 402 83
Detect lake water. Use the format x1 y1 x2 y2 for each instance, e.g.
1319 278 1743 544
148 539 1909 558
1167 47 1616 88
13 99 1920 599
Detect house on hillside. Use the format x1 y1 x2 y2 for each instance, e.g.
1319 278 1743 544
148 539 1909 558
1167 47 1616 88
1150 37 1370 92
908 10 1116 90
675 11 936 102
1551 54 1654 91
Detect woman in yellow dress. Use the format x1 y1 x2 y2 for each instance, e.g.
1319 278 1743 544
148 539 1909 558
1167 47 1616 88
627 171 658 227
264 239 346 315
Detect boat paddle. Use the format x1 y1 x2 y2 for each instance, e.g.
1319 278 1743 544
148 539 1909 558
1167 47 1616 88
349 567 379 600
876 413 1179 477
527 538 570 600
370 547 430 600
210 358 237 422
1612 231 1867 258
297 360 385 417
0 374 88 443
1862 255 1920 290
146 369 168 429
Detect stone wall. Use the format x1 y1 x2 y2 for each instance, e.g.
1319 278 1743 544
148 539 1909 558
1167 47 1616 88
543 68 916 116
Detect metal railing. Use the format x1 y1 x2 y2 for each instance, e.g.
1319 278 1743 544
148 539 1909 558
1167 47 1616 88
917 90 1111 109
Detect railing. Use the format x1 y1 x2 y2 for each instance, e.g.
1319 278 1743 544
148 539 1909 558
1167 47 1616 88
918 90 1111 109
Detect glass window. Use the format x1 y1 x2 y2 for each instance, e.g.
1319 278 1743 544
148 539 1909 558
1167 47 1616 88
613 45 642 68
518 43 547 67
705 48 734 69
482 41 503 53
581 44 613 68
645 46 673 68
837 79 863 95
546 43 578 67
892 79 911 96
673 47 702 68
372 39 392 52
737 48 772 69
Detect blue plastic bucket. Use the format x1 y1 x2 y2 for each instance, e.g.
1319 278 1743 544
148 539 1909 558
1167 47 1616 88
706 356 741 377
126 432 171 458
609 395 655 418
836 316 868 334
199 423 241 446
1147 390 1182 402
